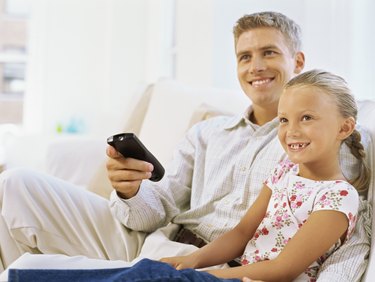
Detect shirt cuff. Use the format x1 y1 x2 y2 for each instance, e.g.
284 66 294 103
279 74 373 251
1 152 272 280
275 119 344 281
109 185 164 232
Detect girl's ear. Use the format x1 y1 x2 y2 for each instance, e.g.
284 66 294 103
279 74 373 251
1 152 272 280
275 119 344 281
338 117 355 140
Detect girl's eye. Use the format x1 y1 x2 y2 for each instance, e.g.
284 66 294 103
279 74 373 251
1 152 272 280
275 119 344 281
302 115 312 121
279 117 288 123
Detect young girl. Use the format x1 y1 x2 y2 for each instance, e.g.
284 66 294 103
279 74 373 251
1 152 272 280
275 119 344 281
159 69 370 282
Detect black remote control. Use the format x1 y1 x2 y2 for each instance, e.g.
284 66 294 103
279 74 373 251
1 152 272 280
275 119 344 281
107 133 165 182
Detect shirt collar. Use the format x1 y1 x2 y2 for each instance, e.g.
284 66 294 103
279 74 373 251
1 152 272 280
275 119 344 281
223 105 279 135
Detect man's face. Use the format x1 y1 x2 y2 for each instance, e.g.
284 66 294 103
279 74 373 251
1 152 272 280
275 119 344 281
236 27 304 110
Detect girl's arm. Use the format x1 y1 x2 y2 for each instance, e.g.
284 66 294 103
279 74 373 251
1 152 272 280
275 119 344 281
161 185 272 269
207 210 349 282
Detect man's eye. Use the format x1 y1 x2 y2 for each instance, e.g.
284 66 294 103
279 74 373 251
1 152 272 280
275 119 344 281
279 117 288 123
264 50 276 56
239 54 250 62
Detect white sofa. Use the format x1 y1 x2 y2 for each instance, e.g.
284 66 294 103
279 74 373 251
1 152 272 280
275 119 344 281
2 79 375 280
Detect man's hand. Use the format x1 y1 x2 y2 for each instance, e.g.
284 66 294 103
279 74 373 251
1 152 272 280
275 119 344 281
106 145 154 199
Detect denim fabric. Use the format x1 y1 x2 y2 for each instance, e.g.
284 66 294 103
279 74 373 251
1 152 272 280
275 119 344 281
8 258 241 282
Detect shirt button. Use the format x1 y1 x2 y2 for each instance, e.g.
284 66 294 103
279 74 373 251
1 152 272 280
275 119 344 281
240 166 247 172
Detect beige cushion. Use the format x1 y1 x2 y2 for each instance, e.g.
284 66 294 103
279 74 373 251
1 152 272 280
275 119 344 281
86 84 154 198
187 103 233 128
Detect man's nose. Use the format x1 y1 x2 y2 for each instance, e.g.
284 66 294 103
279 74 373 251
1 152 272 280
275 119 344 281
249 56 266 74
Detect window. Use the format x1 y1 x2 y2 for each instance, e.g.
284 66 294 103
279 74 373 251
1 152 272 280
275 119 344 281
0 0 29 124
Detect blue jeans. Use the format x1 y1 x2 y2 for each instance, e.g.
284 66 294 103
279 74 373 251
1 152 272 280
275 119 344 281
8 258 241 282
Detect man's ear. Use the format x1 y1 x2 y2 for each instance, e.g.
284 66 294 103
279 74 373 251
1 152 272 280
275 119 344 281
294 51 305 74
338 117 355 140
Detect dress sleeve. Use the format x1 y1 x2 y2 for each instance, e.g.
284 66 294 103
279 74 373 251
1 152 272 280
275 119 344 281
313 181 359 240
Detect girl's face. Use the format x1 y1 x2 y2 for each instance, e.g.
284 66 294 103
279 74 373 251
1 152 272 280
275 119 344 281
277 85 349 169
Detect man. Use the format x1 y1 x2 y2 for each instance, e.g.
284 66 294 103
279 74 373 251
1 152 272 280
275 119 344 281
0 11 370 281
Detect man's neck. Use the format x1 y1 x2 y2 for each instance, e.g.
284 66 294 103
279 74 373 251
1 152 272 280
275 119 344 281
250 105 278 126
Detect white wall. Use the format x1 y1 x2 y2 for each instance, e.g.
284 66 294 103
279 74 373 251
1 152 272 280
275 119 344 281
23 0 174 137
174 0 375 99
24 0 112 135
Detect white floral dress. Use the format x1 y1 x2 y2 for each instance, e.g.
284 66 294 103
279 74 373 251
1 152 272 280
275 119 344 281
241 159 359 281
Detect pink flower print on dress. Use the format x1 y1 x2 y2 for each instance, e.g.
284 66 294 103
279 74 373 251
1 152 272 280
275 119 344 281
283 238 291 244
273 215 283 229
261 227 269 235
347 212 358 238
294 181 305 189
241 257 249 265
340 190 349 196
269 166 283 184
322 199 332 207
270 160 294 184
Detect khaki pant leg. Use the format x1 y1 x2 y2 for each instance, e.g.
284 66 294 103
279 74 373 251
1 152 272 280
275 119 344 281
0 214 23 272
0 168 146 271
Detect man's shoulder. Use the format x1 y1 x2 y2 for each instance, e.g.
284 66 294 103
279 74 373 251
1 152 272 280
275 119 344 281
191 113 240 131
356 124 373 152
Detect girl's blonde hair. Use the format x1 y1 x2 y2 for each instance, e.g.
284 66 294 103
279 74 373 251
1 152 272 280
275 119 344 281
285 69 370 192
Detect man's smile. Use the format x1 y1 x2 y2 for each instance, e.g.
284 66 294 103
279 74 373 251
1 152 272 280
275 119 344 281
250 77 274 87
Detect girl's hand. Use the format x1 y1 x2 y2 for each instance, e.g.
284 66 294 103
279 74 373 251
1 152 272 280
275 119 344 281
160 255 198 270
242 278 264 282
